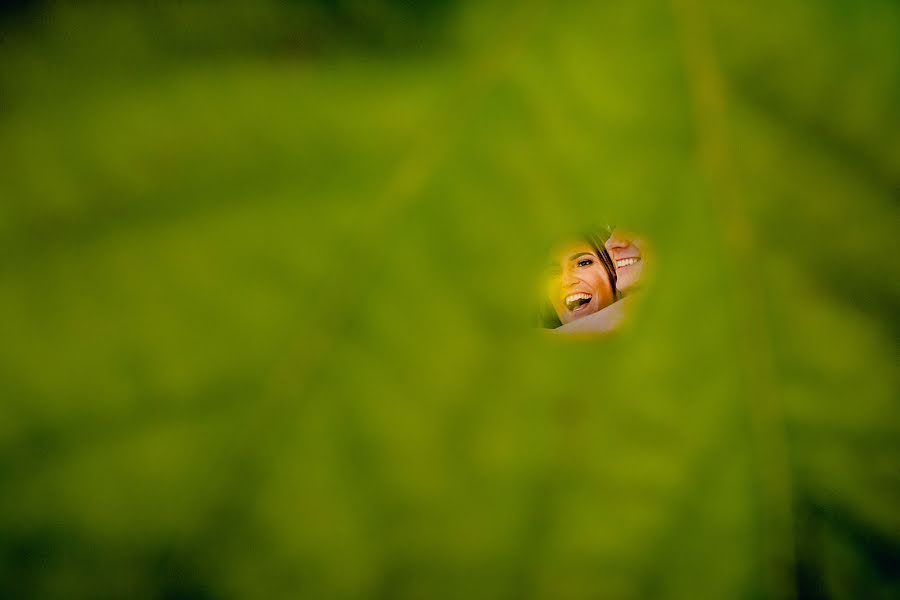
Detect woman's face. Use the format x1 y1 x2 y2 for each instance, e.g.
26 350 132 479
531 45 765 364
546 240 616 325
605 229 644 293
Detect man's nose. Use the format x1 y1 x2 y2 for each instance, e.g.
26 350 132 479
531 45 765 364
605 234 628 250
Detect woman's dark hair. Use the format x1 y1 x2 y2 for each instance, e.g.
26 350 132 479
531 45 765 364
540 232 619 329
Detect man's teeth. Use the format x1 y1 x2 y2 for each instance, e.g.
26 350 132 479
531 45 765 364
616 257 640 268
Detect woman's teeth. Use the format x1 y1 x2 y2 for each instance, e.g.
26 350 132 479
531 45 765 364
565 292 592 310
616 257 640 268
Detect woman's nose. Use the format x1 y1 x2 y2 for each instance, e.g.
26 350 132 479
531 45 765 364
562 268 579 287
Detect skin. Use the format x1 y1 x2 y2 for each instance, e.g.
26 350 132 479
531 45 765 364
553 294 632 334
546 240 616 325
605 229 644 294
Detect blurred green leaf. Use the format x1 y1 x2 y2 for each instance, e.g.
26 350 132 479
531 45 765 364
0 1 897 599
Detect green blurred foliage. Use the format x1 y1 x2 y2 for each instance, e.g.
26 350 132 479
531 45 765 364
0 0 898 598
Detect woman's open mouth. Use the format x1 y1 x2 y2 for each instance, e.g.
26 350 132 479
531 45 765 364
564 292 593 312
616 257 641 268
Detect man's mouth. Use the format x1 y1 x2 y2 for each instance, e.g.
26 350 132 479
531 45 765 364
616 257 641 268
564 292 592 312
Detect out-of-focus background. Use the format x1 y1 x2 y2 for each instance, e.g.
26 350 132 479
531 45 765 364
1 0 897 598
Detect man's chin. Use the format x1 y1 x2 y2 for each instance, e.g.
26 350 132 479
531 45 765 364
616 270 642 293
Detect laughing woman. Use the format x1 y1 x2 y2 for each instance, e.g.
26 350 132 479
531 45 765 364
541 232 619 330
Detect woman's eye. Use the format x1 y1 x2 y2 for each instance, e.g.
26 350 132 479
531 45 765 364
577 259 593 267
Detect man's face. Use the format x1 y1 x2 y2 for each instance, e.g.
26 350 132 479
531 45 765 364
546 240 615 325
605 229 644 293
